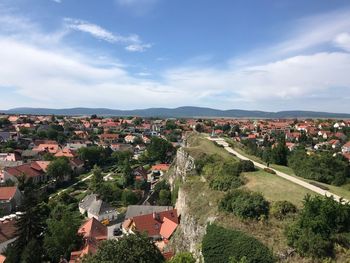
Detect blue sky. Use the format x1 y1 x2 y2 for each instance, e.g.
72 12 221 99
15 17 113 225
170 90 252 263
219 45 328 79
1 0 350 112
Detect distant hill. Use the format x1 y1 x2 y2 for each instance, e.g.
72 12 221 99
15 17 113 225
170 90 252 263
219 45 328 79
1 106 350 118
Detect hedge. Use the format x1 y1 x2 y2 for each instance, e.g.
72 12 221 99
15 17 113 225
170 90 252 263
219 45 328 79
202 224 275 263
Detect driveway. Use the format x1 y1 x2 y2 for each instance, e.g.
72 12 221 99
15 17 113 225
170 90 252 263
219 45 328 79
208 137 349 204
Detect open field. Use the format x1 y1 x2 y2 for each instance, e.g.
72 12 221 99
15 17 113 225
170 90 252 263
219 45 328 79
225 138 350 201
242 170 317 207
185 133 235 160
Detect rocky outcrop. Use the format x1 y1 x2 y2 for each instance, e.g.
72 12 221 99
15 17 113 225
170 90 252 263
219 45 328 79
168 147 195 189
172 187 206 262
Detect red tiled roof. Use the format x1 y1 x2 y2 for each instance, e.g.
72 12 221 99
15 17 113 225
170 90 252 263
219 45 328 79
0 187 17 200
78 217 107 241
160 217 178 239
5 163 44 179
132 209 178 238
151 164 170 171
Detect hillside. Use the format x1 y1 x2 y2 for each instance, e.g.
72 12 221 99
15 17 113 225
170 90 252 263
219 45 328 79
2 106 350 118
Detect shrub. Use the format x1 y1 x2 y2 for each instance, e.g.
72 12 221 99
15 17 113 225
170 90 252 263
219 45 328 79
270 201 297 220
209 176 243 191
202 224 275 263
237 160 255 172
219 189 269 219
264 168 276 174
286 195 350 258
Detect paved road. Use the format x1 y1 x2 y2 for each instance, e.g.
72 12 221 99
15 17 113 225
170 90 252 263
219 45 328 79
208 137 349 204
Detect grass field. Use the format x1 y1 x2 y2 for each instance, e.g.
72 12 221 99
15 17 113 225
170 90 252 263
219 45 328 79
185 133 235 160
242 170 317 207
225 138 350 201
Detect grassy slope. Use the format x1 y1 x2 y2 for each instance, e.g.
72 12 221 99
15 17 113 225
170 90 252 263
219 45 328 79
179 134 317 262
227 138 350 200
242 170 317 208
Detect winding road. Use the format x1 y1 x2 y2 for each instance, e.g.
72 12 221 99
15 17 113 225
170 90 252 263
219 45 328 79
208 137 349 204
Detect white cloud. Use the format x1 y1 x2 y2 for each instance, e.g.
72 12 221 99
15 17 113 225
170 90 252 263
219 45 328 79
125 43 152 52
64 18 151 52
334 32 350 52
0 8 350 112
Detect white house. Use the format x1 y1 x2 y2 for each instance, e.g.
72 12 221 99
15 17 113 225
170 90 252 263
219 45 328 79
79 194 118 221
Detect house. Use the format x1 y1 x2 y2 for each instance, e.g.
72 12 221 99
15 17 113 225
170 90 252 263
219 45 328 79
286 142 296 151
4 161 49 184
122 209 178 242
0 153 22 168
33 143 60 154
342 142 350 153
70 158 85 175
54 148 76 158
124 135 136 144
329 139 341 149
79 194 118 221
0 218 17 253
99 133 119 145
0 187 23 214
0 132 18 143
69 217 107 262
151 164 170 173
124 205 174 219
132 166 148 181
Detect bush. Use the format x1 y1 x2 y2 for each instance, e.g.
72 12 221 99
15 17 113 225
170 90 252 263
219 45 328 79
209 176 243 191
169 252 195 263
202 224 275 263
237 160 255 172
270 201 297 220
219 189 269 219
264 168 276 174
286 195 350 258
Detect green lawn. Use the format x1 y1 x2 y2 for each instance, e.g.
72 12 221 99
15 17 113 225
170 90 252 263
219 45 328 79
225 138 350 201
242 170 317 208
185 134 235 160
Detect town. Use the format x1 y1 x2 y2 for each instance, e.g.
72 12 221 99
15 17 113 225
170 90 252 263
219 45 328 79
0 113 349 262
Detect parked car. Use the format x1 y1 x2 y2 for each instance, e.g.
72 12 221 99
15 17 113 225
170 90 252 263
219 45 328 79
113 227 122 236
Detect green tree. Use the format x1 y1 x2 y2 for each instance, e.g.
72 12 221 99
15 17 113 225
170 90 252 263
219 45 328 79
219 190 269 220
44 204 82 262
91 165 103 192
122 160 134 188
158 189 171 206
286 195 350 258
169 252 195 263
83 233 164 263
146 137 175 163
121 189 139 206
46 157 71 182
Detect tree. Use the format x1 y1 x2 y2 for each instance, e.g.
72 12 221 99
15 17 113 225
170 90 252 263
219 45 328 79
195 123 204 133
219 190 269 220
121 189 139 206
46 157 71 182
286 195 350 258
271 136 289 165
122 160 134 188
146 137 175 163
78 146 110 167
169 252 196 263
13 184 49 262
91 165 103 192
158 189 171 206
44 204 82 262
83 233 164 263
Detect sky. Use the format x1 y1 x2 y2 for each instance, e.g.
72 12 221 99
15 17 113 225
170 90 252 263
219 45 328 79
0 0 350 113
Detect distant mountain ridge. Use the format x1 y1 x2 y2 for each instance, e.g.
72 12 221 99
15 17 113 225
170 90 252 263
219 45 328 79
1 106 350 118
